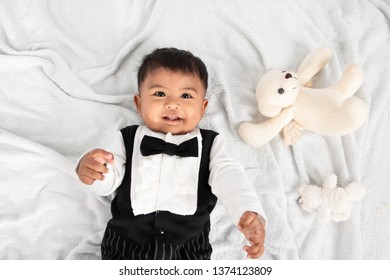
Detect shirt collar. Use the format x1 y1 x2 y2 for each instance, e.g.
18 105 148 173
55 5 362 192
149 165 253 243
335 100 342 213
140 125 201 145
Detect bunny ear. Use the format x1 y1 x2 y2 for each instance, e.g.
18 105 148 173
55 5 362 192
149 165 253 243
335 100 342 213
296 47 332 86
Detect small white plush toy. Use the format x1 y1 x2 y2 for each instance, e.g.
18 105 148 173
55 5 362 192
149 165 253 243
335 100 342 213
298 174 366 223
239 47 368 147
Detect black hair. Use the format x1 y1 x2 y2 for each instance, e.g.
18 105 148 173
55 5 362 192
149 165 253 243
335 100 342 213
137 47 208 91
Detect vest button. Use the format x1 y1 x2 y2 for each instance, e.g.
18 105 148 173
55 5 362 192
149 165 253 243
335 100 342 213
160 229 164 235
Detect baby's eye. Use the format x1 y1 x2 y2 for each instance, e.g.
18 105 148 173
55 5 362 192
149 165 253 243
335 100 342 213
181 93 192 99
154 91 165 97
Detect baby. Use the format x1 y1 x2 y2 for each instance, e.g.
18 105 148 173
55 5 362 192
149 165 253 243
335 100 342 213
76 48 266 260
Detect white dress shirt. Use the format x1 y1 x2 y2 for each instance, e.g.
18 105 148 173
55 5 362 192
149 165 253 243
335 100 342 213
77 125 265 225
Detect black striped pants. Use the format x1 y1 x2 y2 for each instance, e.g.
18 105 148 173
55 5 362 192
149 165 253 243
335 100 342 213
101 227 212 260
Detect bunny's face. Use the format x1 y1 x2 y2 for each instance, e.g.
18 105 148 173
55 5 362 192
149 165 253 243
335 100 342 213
255 70 300 117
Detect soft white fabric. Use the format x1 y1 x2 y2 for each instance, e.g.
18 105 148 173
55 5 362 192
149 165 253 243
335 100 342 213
1 0 389 260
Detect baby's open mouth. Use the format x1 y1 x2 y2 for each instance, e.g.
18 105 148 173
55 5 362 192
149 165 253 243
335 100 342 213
163 115 182 121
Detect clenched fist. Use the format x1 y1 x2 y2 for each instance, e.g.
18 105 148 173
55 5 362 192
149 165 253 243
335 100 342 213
77 149 114 185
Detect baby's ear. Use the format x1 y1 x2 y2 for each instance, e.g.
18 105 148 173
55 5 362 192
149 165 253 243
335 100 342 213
134 94 141 113
202 98 209 114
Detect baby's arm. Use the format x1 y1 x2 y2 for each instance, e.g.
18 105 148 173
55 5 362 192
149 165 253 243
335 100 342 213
209 135 267 258
238 211 266 259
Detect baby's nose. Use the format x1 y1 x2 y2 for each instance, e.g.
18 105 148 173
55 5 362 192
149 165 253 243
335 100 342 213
165 99 180 109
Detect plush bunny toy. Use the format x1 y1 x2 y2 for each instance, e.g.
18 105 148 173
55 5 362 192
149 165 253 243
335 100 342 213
298 174 366 223
239 47 368 147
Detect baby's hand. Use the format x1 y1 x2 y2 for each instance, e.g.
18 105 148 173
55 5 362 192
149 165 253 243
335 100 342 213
77 149 114 185
238 211 266 259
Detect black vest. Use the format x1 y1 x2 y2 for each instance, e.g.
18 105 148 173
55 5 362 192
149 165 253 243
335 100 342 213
106 125 218 245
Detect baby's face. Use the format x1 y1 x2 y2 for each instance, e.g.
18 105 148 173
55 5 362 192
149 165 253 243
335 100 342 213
134 67 208 135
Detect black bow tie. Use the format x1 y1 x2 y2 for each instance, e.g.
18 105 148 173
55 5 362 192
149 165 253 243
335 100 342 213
140 135 199 157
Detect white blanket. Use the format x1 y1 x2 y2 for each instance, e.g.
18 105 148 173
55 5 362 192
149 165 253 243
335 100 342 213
1 0 389 260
